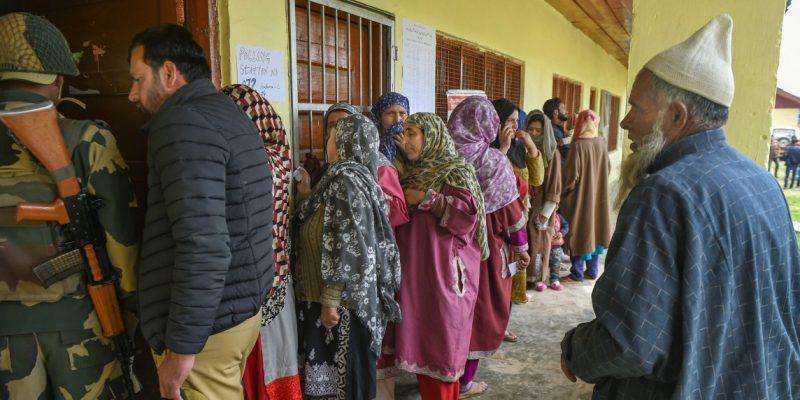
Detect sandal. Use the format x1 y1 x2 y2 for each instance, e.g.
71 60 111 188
550 281 563 291
459 381 488 399
503 330 518 342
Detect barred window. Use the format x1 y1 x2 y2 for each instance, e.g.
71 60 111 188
435 35 523 121
552 74 583 117
293 0 394 162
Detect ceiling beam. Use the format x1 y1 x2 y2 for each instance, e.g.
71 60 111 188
545 0 629 66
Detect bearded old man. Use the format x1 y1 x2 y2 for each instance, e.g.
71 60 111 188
560 14 800 399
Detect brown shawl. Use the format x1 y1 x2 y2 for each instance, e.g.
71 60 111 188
560 137 611 257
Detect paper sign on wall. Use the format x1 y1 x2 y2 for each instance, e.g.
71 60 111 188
236 45 285 102
446 90 487 119
401 19 436 113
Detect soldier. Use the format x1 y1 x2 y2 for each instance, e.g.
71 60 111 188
0 12 139 399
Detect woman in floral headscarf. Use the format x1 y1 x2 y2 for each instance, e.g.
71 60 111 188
447 96 530 397
385 112 485 399
307 101 409 228
293 113 401 399
222 84 302 399
370 92 410 161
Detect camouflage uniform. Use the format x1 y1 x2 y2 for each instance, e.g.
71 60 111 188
0 13 139 400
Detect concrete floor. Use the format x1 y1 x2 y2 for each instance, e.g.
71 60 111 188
396 261 602 400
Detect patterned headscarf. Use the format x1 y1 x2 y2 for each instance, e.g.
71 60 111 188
490 98 527 169
574 109 600 139
526 109 557 167
448 96 519 214
296 113 401 353
370 92 410 161
323 102 360 152
396 112 489 259
221 84 292 325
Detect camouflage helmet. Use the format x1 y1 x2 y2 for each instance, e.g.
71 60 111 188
0 12 79 84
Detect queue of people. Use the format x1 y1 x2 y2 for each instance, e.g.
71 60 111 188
1 10 798 400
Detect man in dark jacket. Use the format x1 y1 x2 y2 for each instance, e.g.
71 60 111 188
783 138 800 188
128 25 273 399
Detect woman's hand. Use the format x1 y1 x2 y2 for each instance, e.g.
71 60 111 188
537 213 549 225
517 130 539 158
394 131 407 155
295 167 311 195
321 306 340 329
404 188 426 206
561 355 577 382
498 125 514 154
515 251 530 268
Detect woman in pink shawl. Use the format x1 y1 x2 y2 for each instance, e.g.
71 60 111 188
385 112 487 399
448 96 530 397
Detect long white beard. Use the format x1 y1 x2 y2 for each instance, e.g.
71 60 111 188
615 116 667 210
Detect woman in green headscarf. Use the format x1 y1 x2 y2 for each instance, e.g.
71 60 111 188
381 112 486 398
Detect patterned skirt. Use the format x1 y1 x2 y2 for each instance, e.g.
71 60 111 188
297 301 376 400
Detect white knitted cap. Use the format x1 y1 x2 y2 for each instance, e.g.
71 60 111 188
644 14 734 107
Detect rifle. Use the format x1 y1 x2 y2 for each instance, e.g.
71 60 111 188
0 100 136 397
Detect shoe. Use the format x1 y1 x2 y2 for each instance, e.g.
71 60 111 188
550 281 563 291
503 330 518 342
562 276 583 284
534 282 547 292
585 273 598 280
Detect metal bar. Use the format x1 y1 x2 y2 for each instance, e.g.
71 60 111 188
369 21 373 103
334 8 339 103
358 16 363 105
289 0 301 164
312 0 393 26
321 4 326 105
347 12 351 103
459 45 464 89
309 111 313 156
378 26 384 93
307 2 314 154
483 53 488 93
307 2 312 105
503 59 507 98
298 103 345 112
389 24 395 91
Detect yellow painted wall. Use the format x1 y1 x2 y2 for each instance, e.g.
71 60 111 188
624 0 786 165
216 0 628 149
773 108 800 129
216 0 293 135
359 0 628 114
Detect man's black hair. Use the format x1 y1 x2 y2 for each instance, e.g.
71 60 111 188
543 97 563 120
128 24 210 82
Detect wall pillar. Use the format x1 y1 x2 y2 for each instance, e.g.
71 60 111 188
625 0 786 164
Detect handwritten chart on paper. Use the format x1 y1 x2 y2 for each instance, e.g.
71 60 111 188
236 45 285 102
401 19 436 113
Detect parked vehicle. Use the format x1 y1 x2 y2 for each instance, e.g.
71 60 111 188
772 128 798 148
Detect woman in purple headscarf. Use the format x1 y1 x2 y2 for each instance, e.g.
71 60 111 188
447 96 530 397
370 92 409 161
